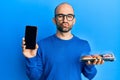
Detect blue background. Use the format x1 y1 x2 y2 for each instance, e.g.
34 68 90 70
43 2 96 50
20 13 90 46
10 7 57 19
0 0 120 80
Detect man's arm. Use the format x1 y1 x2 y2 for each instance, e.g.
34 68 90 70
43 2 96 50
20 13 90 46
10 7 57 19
81 63 97 80
22 38 43 80
25 49 43 80
81 41 104 80
80 41 97 80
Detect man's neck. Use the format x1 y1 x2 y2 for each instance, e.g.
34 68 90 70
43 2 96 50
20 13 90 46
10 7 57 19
56 31 73 40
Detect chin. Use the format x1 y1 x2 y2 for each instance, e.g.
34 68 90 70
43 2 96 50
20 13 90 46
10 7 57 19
57 26 72 33
61 29 71 33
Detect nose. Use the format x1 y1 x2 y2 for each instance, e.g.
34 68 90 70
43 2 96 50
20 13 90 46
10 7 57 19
63 16 67 22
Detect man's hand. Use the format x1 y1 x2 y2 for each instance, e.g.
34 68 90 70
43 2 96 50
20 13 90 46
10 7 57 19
22 37 38 58
81 55 104 65
86 55 104 65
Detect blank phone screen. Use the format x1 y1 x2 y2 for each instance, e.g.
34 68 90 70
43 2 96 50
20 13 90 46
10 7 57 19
25 26 37 49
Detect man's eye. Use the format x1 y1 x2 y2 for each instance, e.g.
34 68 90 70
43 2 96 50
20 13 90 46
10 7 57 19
67 15 73 18
58 15 63 18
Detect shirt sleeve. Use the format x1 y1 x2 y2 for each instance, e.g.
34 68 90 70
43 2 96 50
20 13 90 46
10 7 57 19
81 41 97 80
82 63 97 80
25 45 43 80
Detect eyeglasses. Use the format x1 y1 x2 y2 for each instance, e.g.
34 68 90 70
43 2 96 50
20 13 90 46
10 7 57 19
55 14 75 21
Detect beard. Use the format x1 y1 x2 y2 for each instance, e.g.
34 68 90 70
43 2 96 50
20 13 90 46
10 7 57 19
56 22 72 33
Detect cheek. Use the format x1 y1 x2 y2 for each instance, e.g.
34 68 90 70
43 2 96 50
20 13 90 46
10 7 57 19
69 22 74 26
56 21 62 25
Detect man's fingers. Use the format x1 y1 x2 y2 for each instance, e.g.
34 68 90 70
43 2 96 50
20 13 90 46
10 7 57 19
86 60 91 65
35 44 39 49
93 59 98 65
85 55 104 65
100 59 104 64
22 37 25 42
22 45 26 52
96 58 102 64
22 37 25 45
94 56 104 65
22 37 26 52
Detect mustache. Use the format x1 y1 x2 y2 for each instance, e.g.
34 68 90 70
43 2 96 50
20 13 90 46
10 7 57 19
62 22 68 24
61 22 69 25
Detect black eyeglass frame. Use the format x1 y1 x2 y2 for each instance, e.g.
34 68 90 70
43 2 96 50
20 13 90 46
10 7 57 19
55 14 75 21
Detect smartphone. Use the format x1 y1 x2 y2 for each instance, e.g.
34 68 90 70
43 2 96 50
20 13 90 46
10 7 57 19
81 54 115 62
25 25 37 49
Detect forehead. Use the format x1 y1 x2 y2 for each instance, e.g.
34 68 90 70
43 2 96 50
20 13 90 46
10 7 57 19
56 4 74 14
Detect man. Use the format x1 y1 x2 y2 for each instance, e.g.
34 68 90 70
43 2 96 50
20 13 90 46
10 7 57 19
22 2 104 80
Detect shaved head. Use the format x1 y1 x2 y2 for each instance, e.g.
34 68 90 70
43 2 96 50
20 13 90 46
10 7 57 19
54 2 74 15
53 2 76 33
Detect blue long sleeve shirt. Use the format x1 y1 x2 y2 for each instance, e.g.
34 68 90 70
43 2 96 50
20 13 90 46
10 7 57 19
25 34 97 80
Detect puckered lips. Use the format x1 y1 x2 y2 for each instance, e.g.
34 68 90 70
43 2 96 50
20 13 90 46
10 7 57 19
62 22 69 27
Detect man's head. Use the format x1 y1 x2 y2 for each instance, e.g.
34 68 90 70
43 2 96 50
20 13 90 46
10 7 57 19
53 2 76 33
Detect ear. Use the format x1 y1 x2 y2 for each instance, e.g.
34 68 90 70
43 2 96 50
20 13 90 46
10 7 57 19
52 17 56 24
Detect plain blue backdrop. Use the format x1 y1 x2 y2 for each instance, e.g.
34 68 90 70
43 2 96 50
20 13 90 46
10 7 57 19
0 0 120 80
